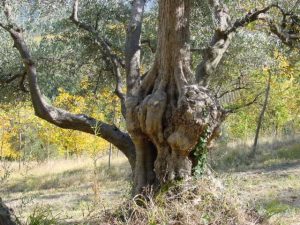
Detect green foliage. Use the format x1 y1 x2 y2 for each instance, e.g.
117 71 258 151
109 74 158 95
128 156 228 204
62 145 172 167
223 50 300 142
0 85 119 161
0 0 299 137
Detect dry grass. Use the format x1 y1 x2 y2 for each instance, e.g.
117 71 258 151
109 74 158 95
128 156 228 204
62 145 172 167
211 139 300 225
210 136 300 172
100 176 265 225
1 140 299 225
1 155 131 224
227 164 300 225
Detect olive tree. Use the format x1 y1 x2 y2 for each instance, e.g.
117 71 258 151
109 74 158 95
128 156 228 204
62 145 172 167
0 0 299 194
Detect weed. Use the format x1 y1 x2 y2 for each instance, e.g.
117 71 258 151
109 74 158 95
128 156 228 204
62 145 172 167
264 200 290 217
26 205 61 225
0 160 13 187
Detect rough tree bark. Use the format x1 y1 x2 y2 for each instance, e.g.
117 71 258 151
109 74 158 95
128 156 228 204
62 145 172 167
126 0 224 194
0 0 299 195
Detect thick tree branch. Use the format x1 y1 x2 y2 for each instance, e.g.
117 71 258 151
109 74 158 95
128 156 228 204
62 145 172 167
195 0 234 86
18 71 28 92
226 4 283 34
0 6 136 168
217 86 249 99
141 39 155 53
267 18 300 47
125 0 146 94
70 0 126 117
196 1 300 86
0 71 23 84
227 4 300 47
223 91 264 114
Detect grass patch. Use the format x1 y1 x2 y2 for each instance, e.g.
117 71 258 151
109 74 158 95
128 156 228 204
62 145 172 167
2 146 300 225
1 156 132 224
254 199 300 225
2 157 131 193
5 168 89 193
277 144 300 160
26 205 61 225
264 200 291 217
211 143 300 172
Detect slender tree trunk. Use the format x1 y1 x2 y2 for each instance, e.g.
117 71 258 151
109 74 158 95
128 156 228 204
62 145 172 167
47 140 50 162
108 101 116 169
21 133 26 165
92 157 100 201
65 147 69 160
108 143 112 169
126 0 223 194
251 71 272 157
18 132 22 171
0 129 4 162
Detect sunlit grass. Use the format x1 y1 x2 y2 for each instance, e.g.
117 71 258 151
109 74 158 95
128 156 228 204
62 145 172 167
1 155 131 224
211 136 300 172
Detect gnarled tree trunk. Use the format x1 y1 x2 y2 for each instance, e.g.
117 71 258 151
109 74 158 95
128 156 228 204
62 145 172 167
126 0 223 194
